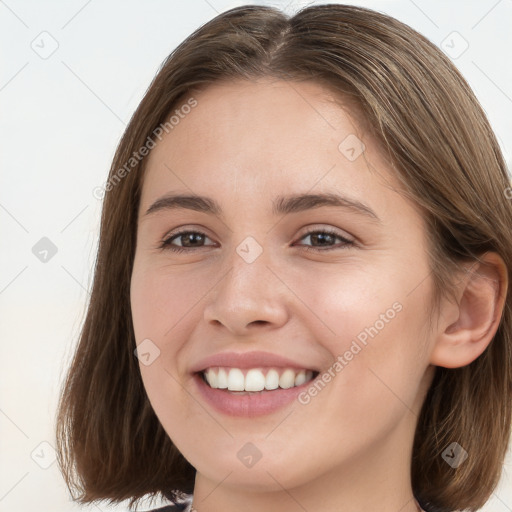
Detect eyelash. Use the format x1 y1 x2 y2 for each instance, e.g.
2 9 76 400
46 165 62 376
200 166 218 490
159 227 355 253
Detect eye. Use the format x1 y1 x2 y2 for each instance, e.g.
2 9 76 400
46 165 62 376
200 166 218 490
294 227 355 252
159 227 355 253
160 230 216 253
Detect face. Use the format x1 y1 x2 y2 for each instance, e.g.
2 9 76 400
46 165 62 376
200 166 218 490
130 78 436 493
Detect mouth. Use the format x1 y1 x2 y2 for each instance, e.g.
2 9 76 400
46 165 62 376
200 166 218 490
197 366 320 394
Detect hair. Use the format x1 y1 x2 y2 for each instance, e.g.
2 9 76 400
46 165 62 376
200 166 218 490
55 4 512 511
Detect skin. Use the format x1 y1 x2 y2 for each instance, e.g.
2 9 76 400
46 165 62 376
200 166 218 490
130 78 507 512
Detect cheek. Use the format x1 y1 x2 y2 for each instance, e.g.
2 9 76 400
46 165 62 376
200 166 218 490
130 265 202 426
130 263 214 410
130 262 211 341
289 261 404 342
295 261 431 404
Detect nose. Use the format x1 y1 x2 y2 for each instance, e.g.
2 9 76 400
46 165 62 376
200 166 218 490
202 245 290 335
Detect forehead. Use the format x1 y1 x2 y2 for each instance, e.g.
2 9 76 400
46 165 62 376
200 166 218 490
146 78 367 172
171 78 361 150
139 78 416 224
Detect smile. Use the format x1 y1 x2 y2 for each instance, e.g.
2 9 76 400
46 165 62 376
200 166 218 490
202 367 318 392
193 367 321 417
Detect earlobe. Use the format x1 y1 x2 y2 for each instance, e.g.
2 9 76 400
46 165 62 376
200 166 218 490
430 252 508 369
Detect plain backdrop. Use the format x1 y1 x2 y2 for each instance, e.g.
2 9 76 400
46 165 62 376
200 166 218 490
1 1 511 511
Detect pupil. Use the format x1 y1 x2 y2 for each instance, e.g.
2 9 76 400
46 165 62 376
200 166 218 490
312 233 333 245
185 233 203 246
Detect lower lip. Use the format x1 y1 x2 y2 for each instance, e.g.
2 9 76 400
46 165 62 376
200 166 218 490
192 372 315 417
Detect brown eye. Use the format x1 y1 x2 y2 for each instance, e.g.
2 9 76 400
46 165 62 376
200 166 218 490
161 230 215 252
296 228 354 252
160 227 355 254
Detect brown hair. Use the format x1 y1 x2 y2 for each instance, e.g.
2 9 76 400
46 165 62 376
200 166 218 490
55 4 512 511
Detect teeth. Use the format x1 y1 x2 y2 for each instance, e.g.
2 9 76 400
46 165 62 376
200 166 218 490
217 368 228 389
279 369 296 389
246 369 266 391
265 369 280 390
203 367 315 392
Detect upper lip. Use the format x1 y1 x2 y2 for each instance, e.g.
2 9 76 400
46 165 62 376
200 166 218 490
190 351 321 374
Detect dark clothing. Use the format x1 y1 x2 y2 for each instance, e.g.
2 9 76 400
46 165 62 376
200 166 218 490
145 492 431 511
144 493 193 512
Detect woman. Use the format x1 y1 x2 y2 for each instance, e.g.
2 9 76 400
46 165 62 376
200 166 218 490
55 4 512 512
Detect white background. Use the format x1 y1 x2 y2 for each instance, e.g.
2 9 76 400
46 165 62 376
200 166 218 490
1 0 511 511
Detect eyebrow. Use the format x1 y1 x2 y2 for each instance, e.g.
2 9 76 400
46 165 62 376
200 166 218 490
144 192 380 223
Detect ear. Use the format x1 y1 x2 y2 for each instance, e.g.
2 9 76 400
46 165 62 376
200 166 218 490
430 252 508 368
